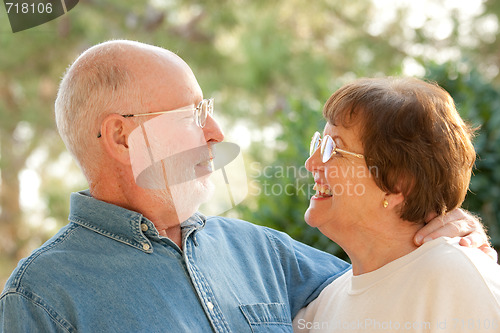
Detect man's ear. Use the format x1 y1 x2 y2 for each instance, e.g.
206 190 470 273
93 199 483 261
99 114 134 165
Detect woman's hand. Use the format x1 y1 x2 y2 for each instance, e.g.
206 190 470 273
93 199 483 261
414 208 497 262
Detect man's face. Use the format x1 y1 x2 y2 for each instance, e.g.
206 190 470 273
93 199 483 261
127 48 223 222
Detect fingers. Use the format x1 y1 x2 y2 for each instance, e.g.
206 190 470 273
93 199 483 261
414 208 487 246
414 219 461 246
414 208 497 262
481 245 499 263
458 230 489 248
414 215 445 245
459 234 498 262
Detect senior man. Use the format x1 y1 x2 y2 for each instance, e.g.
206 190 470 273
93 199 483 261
0 40 492 332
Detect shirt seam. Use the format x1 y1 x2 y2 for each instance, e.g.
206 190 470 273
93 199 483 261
347 239 443 295
261 227 282 261
70 216 152 253
183 239 232 332
9 223 80 289
262 227 351 310
0 289 74 332
244 319 292 326
239 302 292 325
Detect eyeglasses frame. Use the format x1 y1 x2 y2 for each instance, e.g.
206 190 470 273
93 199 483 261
310 131 364 163
97 98 214 138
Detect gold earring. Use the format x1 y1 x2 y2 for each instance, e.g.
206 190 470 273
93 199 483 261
382 198 389 208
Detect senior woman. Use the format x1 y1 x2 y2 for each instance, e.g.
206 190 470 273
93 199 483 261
293 77 500 332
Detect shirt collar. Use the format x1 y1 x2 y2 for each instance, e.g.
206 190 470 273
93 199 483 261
68 190 206 252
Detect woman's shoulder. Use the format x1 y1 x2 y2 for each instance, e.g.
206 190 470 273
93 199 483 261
417 237 498 271
415 237 500 297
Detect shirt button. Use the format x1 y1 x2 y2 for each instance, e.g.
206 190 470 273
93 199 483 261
141 223 148 232
142 243 150 251
206 301 214 310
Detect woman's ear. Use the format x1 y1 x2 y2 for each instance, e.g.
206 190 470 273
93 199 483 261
384 178 407 209
99 114 133 165
385 192 405 208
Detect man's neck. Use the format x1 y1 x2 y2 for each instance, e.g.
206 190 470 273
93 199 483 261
139 202 184 249
90 175 185 249
158 226 183 248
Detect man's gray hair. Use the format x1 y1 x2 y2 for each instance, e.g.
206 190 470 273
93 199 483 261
54 40 143 179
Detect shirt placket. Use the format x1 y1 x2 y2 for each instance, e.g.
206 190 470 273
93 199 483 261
183 230 232 333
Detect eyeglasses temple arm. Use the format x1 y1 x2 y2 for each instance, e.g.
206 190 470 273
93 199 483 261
121 107 195 118
335 148 364 159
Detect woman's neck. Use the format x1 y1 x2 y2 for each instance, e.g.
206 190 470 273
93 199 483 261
321 217 425 276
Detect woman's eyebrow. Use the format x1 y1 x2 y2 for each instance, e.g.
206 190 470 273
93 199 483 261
331 135 349 149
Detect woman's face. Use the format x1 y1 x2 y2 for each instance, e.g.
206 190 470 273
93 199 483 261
304 122 385 236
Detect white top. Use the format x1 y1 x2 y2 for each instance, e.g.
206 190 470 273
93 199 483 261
293 237 500 332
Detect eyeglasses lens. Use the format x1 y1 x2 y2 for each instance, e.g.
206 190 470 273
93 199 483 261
197 99 214 128
310 132 321 156
321 136 335 163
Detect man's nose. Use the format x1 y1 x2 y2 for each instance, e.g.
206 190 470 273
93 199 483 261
203 114 225 143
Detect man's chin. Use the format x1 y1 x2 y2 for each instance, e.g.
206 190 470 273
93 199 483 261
195 177 216 204
169 178 214 217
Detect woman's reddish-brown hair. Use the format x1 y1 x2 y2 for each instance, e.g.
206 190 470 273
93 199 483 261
323 77 476 222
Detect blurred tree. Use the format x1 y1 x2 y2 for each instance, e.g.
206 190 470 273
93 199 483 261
426 62 500 251
239 62 500 261
1 0 500 287
0 25 75 261
234 95 350 261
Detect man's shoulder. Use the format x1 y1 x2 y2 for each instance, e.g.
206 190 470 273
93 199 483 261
205 215 262 228
204 215 290 240
2 223 80 294
201 215 345 269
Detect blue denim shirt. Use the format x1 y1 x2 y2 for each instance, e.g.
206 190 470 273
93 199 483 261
0 190 350 332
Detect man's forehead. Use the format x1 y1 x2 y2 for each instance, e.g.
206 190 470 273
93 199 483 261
81 41 188 77
75 40 202 109
125 46 185 73
125 47 202 107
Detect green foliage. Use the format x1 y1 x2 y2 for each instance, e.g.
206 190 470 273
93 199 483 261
426 62 500 248
2 0 500 285
234 95 349 261
236 62 500 260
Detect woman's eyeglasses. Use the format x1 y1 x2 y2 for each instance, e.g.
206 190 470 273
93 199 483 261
309 131 364 163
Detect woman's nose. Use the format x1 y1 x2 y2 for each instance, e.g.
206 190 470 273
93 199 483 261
305 147 323 173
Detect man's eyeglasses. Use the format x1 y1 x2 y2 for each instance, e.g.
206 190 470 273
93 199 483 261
310 131 364 163
97 98 214 138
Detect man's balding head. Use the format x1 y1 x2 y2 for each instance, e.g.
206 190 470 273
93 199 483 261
55 40 199 181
